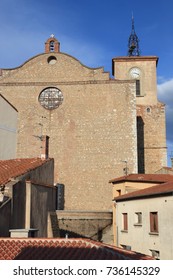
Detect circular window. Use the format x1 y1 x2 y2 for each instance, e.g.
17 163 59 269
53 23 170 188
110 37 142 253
47 56 57 65
39 87 63 110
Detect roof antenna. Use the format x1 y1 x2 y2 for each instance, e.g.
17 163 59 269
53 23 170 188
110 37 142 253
128 12 140 56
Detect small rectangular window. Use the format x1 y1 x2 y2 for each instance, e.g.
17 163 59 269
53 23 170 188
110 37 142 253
122 213 128 231
150 249 160 260
150 212 159 233
117 189 121 196
121 244 131 251
136 80 140 96
134 212 142 225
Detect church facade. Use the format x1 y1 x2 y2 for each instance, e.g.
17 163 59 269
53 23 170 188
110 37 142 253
0 32 167 211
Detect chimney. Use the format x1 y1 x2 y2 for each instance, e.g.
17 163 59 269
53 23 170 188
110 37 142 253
9 229 38 238
40 135 49 159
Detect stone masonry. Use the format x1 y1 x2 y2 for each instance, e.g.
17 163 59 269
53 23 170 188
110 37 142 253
0 37 166 212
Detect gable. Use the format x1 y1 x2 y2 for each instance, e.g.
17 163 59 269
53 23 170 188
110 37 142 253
0 52 110 84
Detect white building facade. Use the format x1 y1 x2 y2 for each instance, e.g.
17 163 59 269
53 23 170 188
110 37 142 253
115 182 173 260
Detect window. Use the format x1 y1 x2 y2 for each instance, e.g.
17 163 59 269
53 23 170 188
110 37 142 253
47 55 57 65
38 87 63 110
122 213 128 231
116 189 121 196
121 244 131 251
150 249 160 260
150 212 159 233
136 80 140 96
49 40 55 52
134 212 142 225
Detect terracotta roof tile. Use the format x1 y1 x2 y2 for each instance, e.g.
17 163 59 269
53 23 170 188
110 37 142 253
109 173 173 184
0 158 52 185
115 181 173 201
0 238 153 260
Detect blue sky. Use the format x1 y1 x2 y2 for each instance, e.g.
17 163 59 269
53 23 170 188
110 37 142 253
0 0 172 166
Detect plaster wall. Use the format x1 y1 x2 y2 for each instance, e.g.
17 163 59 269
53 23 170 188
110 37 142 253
116 196 173 259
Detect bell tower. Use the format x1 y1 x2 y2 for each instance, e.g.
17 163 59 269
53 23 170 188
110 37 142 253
112 17 167 174
128 15 140 56
45 34 60 53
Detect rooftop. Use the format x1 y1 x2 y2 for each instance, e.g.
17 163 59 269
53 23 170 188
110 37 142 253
0 238 153 260
0 158 52 185
109 173 173 184
114 181 173 202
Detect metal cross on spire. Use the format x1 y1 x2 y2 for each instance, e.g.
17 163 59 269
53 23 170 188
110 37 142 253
128 14 140 56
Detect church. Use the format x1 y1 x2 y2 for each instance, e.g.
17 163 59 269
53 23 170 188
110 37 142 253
0 20 167 212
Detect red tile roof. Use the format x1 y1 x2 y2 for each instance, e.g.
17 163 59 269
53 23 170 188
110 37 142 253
0 238 153 260
0 158 52 185
156 166 173 171
109 173 173 184
114 181 173 202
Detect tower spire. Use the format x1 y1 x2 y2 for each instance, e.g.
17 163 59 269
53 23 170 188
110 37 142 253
128 14 140 56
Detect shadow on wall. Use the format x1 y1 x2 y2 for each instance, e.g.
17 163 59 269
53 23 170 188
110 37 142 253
0 197 11 237
137 116 145 173
56 183 65 210
50 212 113 243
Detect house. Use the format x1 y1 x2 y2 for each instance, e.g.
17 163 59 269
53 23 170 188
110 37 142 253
0 237 153 260
155 166 173 175
109 173 173 245
113 181 173 259
0 156 55 237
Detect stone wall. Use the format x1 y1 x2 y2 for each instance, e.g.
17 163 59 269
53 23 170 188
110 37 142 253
50 210 113 244
0 51 137 211
137 103 167 173
112 56 167 173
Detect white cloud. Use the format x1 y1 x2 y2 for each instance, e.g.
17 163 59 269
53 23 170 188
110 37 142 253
158 78 173 104
157 79 173 165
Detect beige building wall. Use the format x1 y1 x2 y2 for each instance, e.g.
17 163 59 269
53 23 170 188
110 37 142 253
0 94 18 159
112 180 160 244
0 51 137 211
113 57 158 105
116 195 173 260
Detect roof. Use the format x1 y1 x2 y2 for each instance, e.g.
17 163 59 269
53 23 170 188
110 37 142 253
155 166 173 174
114 181 173 202
0 238 153 260
0 158 52 185
156 166 173 171
109 173 173 184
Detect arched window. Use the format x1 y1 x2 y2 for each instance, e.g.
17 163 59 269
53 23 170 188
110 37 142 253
49 41 55 52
